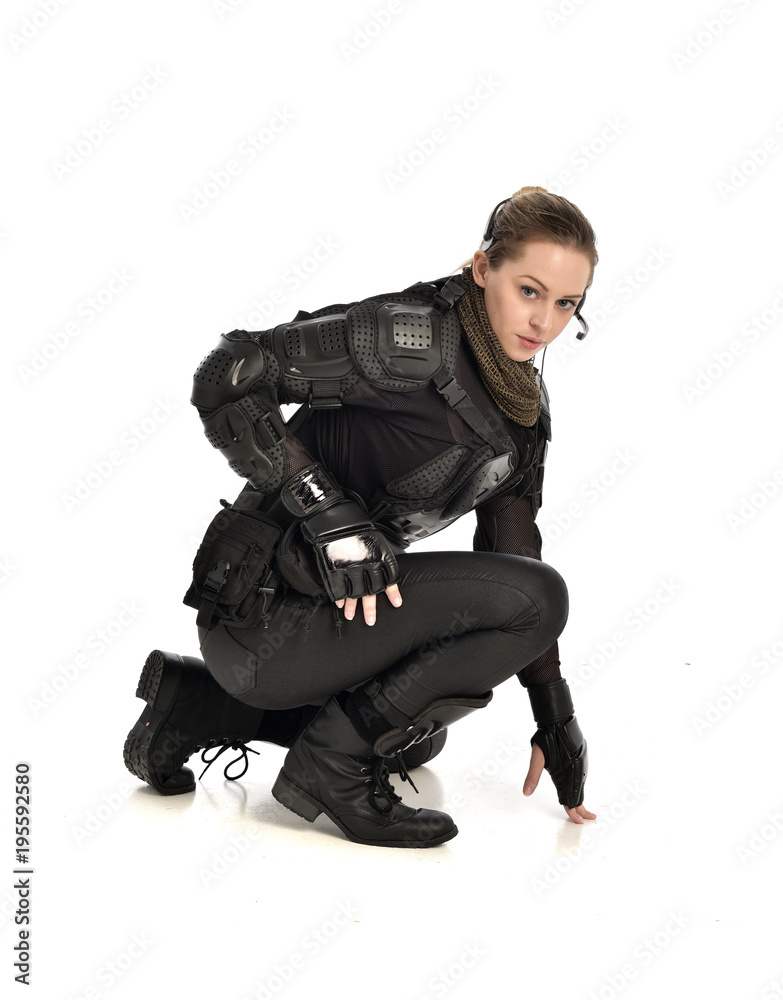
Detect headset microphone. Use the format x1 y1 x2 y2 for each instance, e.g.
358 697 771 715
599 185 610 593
574 293 589 340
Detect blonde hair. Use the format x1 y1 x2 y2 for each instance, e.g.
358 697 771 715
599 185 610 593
457 185 598 287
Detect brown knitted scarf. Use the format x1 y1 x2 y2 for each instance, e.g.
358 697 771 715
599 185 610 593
456 265 541 426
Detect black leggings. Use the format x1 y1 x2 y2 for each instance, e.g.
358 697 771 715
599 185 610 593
198 550 568 719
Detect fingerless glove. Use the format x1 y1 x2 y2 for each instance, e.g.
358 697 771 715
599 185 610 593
527 678 588 808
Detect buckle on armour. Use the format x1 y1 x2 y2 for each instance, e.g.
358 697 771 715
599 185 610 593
437 378 467 407
432 275 468 312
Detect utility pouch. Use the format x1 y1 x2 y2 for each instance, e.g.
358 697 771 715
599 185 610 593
183 500 282 630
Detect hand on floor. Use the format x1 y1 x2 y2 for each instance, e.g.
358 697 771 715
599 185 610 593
523 741 597 824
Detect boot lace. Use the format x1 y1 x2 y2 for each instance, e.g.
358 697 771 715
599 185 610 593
362 755 419 814
198 739 260 781
392 751 419 794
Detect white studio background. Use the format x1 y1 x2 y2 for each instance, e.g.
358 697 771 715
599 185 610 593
3 1 783 998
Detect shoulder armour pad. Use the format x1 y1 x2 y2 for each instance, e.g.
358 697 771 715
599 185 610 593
347 294 460 390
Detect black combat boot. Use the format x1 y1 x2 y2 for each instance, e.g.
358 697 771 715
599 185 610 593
272 695 458 848
123 649 268 795
124 651 450 797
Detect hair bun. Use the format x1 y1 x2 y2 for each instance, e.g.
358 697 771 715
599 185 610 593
512 185 549 197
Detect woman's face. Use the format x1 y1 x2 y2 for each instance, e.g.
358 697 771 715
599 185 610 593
472 242 592 361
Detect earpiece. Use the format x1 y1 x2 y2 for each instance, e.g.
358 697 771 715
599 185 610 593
480 198 510 252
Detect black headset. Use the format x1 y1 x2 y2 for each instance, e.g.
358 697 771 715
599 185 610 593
480 197 589 340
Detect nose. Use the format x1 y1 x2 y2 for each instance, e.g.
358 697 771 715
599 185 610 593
532 302 553 336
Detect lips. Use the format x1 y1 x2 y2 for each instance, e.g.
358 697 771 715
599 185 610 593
518 336 543 349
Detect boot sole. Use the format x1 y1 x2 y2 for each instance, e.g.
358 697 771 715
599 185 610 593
123 650 196 795
271 771 458 849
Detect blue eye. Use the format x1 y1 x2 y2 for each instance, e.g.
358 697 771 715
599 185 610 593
520 286 536 298
558 299 577 310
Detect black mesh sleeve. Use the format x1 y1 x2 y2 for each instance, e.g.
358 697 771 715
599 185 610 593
473 491 563 687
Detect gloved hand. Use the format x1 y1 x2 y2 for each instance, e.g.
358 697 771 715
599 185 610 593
526 678 588 809
300 498 400 603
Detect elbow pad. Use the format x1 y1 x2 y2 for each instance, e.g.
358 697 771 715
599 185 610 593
192 332 287 490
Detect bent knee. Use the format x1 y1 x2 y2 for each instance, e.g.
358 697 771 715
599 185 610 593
493 555 568 635
527 559 569 636
541 563 568 632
